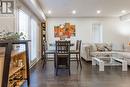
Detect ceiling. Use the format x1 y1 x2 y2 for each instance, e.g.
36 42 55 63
21 0 46 21
38 0 130 18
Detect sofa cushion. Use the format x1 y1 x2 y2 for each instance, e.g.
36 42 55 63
89 43 112 52
104 43 112 51
95 43 106 52
112 43 124 51
90 44 97 52
82 43 97 52
91 52 111 57
124 45 130 52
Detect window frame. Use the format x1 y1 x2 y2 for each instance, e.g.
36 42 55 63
18 9 39 64
91 23 103 43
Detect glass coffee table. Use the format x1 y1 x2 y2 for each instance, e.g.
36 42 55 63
92 57 127 71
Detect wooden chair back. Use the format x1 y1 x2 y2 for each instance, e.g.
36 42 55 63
56 41 70 54
76 40 82 51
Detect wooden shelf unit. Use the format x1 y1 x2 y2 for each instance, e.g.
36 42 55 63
0 50 27 87
41 22 46 59
0 40 30 87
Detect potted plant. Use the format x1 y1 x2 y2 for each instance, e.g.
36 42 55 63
0 31 26 50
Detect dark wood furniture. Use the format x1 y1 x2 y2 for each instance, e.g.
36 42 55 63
49 43 74 47
41 22 46 60
55 41 71 75
0 40 30 87
43 41 55 67
70 40 82 68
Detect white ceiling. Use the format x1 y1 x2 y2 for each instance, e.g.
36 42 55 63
21 0 46 21
38 0 130 18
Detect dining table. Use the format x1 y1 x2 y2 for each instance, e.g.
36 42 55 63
49 43 75 47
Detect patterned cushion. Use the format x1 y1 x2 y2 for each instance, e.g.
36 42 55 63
95 44 106 52
104 43 112 51
90 44 97 52
91 52 111 57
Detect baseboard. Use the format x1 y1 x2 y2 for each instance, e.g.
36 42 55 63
29 58 41 69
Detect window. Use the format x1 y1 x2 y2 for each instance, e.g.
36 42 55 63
92 23 103 43
18 9 38 62
30 18 37 61
18 10 29 50
18 10 29 39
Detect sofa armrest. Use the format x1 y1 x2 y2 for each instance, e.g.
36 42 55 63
85 46 91 58
81 45 87 60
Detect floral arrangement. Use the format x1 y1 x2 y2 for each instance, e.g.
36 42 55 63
54 23 75 40
0 31 26 40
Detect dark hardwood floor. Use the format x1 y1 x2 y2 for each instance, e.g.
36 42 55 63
22 59 130 87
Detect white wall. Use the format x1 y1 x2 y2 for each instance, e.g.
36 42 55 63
47 17 130 45
0 16 15 32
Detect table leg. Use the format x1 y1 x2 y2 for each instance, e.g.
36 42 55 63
2 43 12 87
25 42 30 87
122 61 127 71
92 58 96 65
99 62 104 71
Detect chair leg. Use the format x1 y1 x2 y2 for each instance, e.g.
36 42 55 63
42 53 47 68
69 68 70 75
78 53 82 69
69 57 71 75
76 54 79 68
42 60 45 68
55 56 58 76
54 54 55 68
56 67 58 76
55 54 56 68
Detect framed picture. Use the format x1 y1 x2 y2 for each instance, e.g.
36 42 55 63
54 23 76 38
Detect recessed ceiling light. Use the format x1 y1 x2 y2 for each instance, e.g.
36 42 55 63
97 10 101 14
72 10 76 14
48 10 52 14
121 10 126 14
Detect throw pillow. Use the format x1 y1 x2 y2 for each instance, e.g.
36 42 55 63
96 44 105 52
90 44 97 52
104 43 112 51
112 43 124 51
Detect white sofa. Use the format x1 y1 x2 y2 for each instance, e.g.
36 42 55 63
81 43 130 65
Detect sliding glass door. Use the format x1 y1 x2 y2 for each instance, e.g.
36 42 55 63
30 18 37 61
18 10 29 39
18 9 39 64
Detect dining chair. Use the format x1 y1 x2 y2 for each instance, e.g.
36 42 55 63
55 41 71 76
42 41 55 67
70 40 82 68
